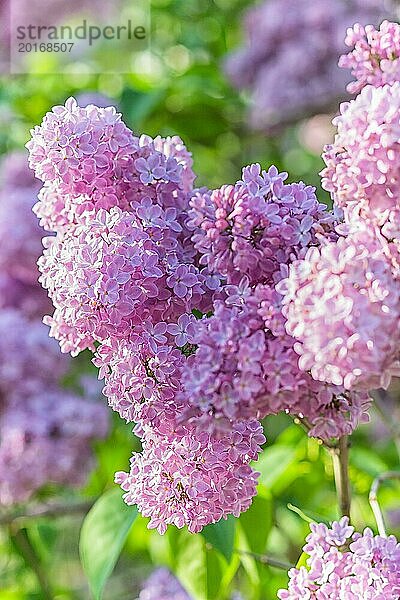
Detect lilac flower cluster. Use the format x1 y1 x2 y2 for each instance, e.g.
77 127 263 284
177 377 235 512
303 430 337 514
278 517 400 598
183 165 370 438
116 419 263 534
29 19 400 530
278 229 400 391
188 164 334 286
225 0 386 131
0 152 108 505
339 20 400 94
29 98 264 533
280 21 400 393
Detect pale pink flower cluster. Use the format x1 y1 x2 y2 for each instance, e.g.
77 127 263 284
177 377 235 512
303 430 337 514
39 206 209 356
278 517 400 599
339 20 400 94
27 98 193 233
278 230 400 390
116 419 263 534
321 82 400 241
280 21 400 393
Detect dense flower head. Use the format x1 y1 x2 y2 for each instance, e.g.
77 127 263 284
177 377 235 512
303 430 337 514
116 418 264 534
27 98 195 233
138 568 190 600
225 0 386 131
278 517 400 599
321 81 400 243
340 20 400 94
93 332 190 429
0 388 108 506
188 164 334 287
277 229 400 391
182 290 371 440
38 206 210 355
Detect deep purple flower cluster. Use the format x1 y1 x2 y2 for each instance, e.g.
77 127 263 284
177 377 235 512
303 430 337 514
225 0 386 131
278 517 400 598
0 152 108 505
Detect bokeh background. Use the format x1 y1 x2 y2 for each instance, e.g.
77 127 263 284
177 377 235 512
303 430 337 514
0 1 399 598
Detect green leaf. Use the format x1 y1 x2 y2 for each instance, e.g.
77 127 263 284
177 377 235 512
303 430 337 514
296 551 310 569
201 516 236 562
79 488 137 599
239 492 273 554
287 503 330 525
257 445 298 491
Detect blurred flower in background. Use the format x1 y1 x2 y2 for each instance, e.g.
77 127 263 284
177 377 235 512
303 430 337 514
0 151 108 505
225 0 389 132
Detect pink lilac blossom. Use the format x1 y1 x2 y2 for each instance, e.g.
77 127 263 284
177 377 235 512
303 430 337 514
26 98 195 233
339 20 400 94
0 389 108 505
277 229 400 391
116 418 264 534
94 333 189 429
38 206 209 355
321 82 400 243
182 291 370 441
138 568 190 600
225 0 386 131
188 164 335 287
278 517 400 599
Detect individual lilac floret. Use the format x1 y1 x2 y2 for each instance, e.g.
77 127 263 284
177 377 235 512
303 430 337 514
278 517 400 599
321 81 400 244
339 20 400 94
138 568 190 600
277 229 400 391
225 0 386 131
188 164 334 287
116 418 264 535
26 98 195 233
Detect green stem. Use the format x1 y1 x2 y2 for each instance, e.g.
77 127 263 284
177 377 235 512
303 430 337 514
330 436 351 519
369 471 400 537
235 549 293 571
9 526 54 600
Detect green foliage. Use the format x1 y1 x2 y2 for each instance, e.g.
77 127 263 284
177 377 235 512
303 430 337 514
201 516 236 562
79 488 138 599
